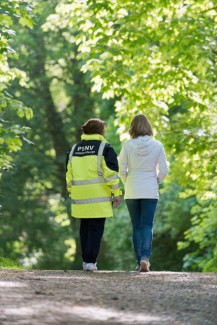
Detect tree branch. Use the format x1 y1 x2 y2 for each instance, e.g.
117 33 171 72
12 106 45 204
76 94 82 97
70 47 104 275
200 6 217 14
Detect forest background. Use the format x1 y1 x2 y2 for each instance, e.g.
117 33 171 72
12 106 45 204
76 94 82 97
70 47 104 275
0 0 216 272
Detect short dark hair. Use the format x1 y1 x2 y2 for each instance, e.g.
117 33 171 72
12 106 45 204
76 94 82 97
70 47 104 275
81 118 106 135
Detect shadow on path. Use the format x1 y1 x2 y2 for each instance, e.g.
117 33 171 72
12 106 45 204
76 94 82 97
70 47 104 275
0 270 216 325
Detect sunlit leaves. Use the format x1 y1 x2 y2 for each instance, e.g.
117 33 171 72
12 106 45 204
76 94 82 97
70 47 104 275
0 0 36 177
19 16 34 29
50 0 216 130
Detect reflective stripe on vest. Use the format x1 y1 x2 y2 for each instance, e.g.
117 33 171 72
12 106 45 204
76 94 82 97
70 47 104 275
71 174 118 186
71 196 113 204
110 183 120 190
97 141 106 177
105 174 118 182
72 178 105 186
69 144 76 168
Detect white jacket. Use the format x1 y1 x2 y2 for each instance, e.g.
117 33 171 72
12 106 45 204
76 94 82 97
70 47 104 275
119 136 168 199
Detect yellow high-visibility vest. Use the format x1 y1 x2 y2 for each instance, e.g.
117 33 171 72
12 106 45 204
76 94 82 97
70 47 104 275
66 134 121 218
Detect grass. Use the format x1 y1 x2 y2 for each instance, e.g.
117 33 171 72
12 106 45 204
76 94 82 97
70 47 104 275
0 257 24 270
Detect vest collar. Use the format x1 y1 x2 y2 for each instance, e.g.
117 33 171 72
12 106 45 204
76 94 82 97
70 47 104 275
81 134 107 142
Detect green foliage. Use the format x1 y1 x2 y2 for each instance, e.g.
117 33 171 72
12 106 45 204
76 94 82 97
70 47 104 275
1 0 76 268
149 182 193 271
0 257 23 269
51 0 216 122
103 203 134 270
0 0 36 179
178 200 217 272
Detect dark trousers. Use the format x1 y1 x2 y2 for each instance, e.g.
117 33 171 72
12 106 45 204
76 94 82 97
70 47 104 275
80 218 106 263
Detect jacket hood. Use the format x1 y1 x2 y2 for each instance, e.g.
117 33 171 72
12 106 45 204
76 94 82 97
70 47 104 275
129 136 153 156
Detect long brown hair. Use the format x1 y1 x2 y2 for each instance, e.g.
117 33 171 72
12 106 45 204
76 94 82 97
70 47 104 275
129 114 153 138
81 118 106 135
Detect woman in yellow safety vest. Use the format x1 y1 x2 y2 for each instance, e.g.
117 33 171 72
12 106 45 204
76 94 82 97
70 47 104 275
66 118 121 271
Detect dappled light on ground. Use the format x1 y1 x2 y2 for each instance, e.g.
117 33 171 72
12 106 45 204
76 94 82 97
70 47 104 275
3 304 167 324
0 270 216 325
67 305 165 323
0 281 28 288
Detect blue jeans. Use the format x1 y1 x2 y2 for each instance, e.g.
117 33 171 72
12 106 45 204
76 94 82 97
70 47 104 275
125 199 158 264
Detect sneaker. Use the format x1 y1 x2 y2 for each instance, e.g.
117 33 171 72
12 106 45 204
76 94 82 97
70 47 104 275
135 265 140 271
82 262 87 270
140 259 150 272
83 262 97 271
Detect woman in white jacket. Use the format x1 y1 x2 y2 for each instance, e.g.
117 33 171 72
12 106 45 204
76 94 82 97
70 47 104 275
119 114 168 272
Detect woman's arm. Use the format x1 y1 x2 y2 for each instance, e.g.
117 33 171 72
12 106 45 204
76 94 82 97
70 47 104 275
157 145 169 184
102 143 122 198
66 156 72 195
118 143 128 184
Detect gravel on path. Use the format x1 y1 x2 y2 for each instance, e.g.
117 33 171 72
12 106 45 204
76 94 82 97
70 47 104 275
0 270 216 325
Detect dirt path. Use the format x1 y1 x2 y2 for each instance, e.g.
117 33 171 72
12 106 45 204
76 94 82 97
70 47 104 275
0 270 216 325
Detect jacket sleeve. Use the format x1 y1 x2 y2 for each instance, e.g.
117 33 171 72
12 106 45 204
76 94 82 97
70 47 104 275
66 150 72 194
101 143 122 197
118 143 128 184
157 145 169 184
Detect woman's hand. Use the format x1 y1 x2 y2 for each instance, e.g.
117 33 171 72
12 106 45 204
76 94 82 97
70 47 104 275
114 196 121 208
